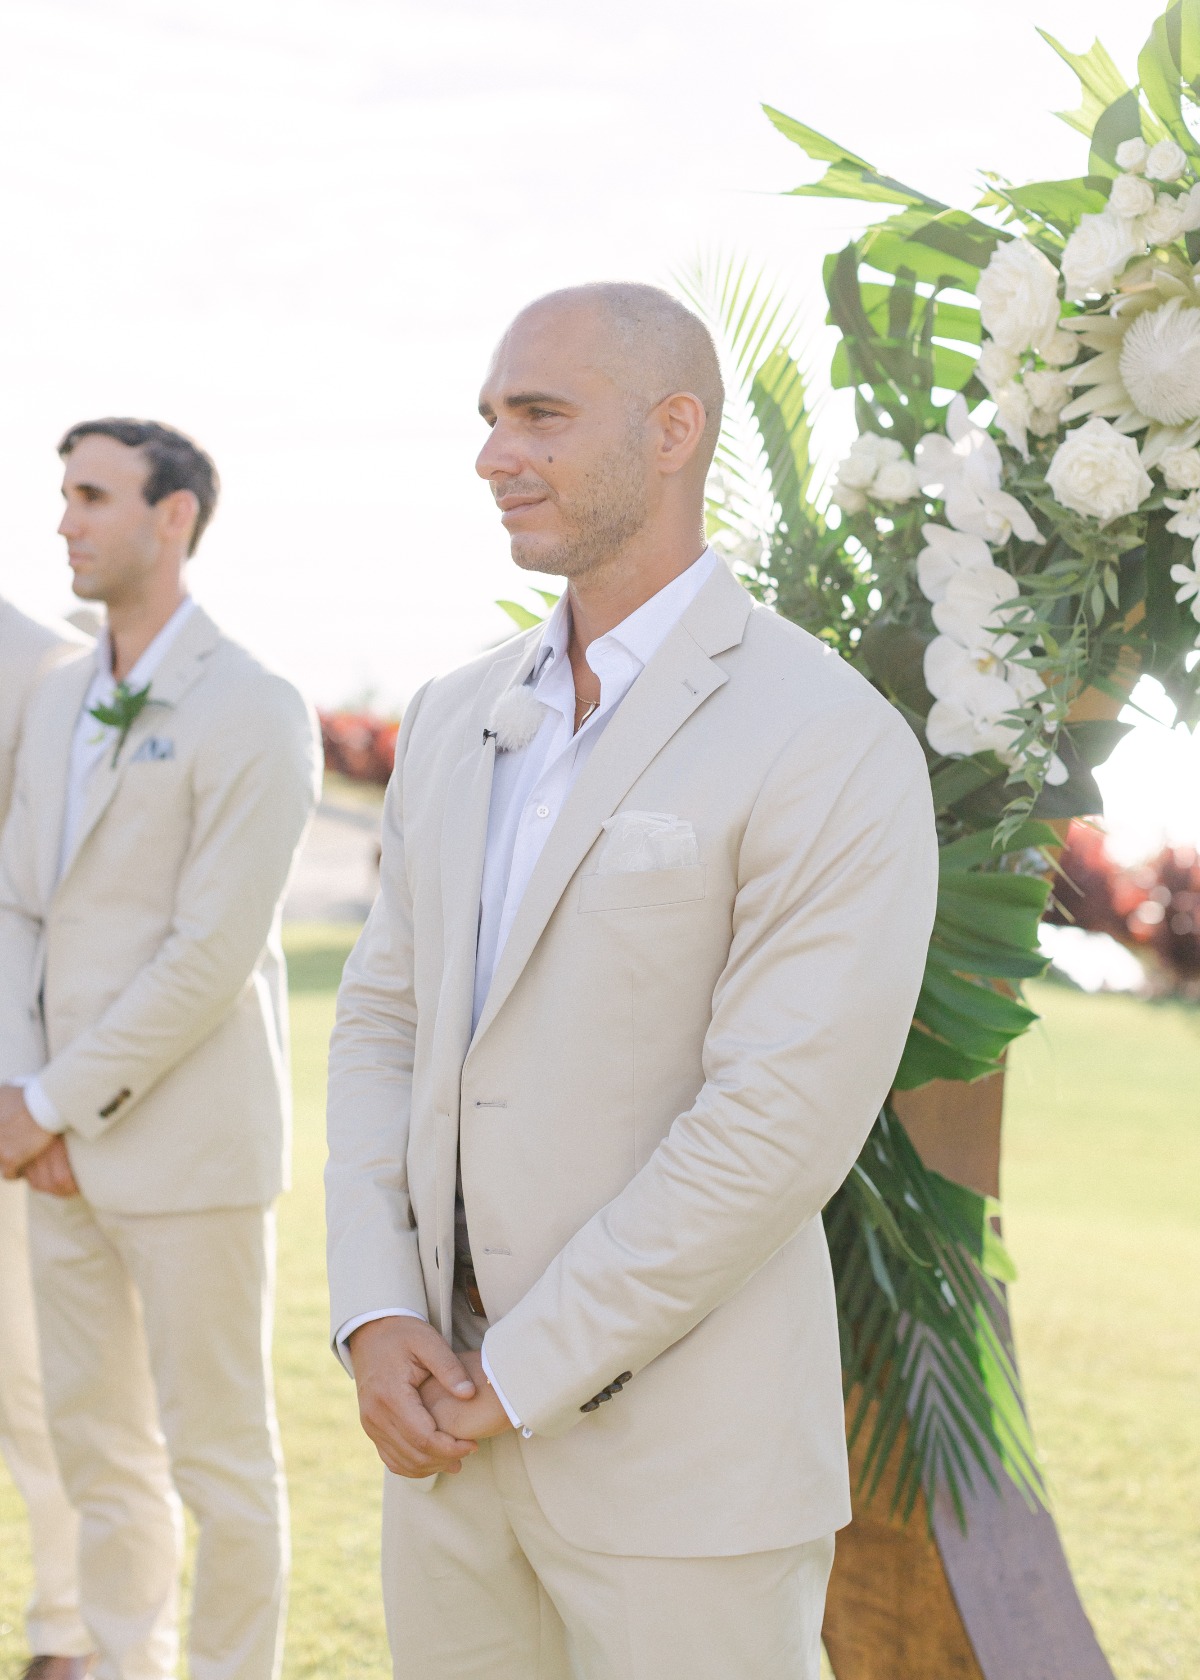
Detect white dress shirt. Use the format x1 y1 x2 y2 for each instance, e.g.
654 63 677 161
337 549 721 1429
21 598 196 1131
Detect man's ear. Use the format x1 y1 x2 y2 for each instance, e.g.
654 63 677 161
157 488 201 551
655 392 707 477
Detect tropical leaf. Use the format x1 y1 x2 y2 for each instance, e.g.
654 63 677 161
828 1108 1044 1525
1037 28 1140 140
762 106 942 211
495 598 544 632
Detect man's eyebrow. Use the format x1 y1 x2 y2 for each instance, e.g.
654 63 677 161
65 480 108 497
478 390 576 417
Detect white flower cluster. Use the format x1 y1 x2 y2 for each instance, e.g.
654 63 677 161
918 525 1060 772
912 397 1063 779
1061 137 1200 301
974 239 1077 456
830 432 921 514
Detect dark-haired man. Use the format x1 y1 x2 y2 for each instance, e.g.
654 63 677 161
0 420 322 1680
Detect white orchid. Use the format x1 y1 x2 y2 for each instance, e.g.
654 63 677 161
931 566 1020 658
915 397 1043 544
915 525 995 602
1165 490 1200 539
1171 553 1200 619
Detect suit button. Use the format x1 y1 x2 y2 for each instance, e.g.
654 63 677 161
580 1399 601 1413
616 1372 632 1384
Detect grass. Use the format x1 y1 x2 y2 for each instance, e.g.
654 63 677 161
0 944 1195 1678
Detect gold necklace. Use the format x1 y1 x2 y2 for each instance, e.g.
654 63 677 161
575 694 599 725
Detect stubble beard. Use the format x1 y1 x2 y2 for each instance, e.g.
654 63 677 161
510 430 650 583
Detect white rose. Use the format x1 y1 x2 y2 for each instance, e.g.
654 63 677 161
835 453 877 490
831 480 868 515
1040 330 1080 368
1108 173 1156 218
1024 369 1072 415
1141 191 1188 245
871 459 922 503
1046 417 1154 523
1061 210 1143 301
1116 137 1150 172
1146 138 1188 183
851 431 904 468
1165 490 1200 537
1160 444 1200 489
976 340 1020 395
976 238 1062 354
1178 182 1200 234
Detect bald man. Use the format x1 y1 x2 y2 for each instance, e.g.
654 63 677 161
326 283 937 1679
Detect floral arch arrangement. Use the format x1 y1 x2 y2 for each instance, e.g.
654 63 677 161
677 0 1200 1523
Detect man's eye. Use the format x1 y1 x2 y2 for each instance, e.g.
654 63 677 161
529 408 556 421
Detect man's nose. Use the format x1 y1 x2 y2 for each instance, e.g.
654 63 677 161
475 423 523 481
57 508 78 538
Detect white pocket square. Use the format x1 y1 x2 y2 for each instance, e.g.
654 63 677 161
130 736 175 762
596 811 699 874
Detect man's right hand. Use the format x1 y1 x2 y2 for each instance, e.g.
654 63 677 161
347 1316 480 1477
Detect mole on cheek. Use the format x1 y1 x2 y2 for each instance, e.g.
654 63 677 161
547 455 554 463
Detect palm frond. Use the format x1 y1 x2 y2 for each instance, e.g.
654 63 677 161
828 1107 1045 1528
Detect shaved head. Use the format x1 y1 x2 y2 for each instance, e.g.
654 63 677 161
477 280 723 585
510 282 725 474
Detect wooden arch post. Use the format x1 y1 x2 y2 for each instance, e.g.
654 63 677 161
821 1074 1116 1679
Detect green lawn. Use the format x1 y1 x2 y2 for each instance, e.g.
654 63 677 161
0 940 1196 1678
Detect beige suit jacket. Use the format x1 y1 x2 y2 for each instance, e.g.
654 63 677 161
326 562 938 1557
0 604 322 1212
0 598 91 827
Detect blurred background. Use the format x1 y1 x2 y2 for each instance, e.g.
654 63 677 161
0 6 1196 1676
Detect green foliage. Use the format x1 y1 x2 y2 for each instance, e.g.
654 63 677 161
827 1108 1043 1525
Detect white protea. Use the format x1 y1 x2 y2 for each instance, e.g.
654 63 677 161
1117 296 1200 425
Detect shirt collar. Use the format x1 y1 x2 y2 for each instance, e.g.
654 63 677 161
94 596 197 692
528 547 719 691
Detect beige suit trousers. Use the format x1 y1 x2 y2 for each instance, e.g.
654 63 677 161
380 1291 834 1680
26 1196 288 1680
0 1176 89 1658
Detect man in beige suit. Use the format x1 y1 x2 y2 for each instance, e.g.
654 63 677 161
326 285 938 1679
0 420 322 1680
0 597 92 1680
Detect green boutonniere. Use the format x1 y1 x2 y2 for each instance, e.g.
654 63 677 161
89 681 153 768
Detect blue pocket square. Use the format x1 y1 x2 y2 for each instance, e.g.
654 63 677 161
130 736 175 762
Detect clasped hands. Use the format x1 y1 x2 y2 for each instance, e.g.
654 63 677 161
348 1315 514 1478
0 1084 79 1196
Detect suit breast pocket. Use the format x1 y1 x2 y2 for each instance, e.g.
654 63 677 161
578 865 707 913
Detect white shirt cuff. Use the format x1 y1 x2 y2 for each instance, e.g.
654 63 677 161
481 1337 532 1437
15 1076 61 1131
334 1307 426 1376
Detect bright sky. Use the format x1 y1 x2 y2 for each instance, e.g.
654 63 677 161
0 0 1192 854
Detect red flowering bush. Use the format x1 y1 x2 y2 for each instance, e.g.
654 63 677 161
318 711 399 787
1047 820 1200 995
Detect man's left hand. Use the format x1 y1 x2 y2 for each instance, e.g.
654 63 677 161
24 1135 80 1197
0 1085 59 1180
419 1350 515 1442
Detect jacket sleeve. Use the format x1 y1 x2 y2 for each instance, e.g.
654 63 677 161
35 679 321 1136
0 742 49 1084
324 684 432 1345
482 696 939 1437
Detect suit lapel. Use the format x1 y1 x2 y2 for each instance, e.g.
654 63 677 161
469 563 755 1050
429 632 542 1113
55 606 223 892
